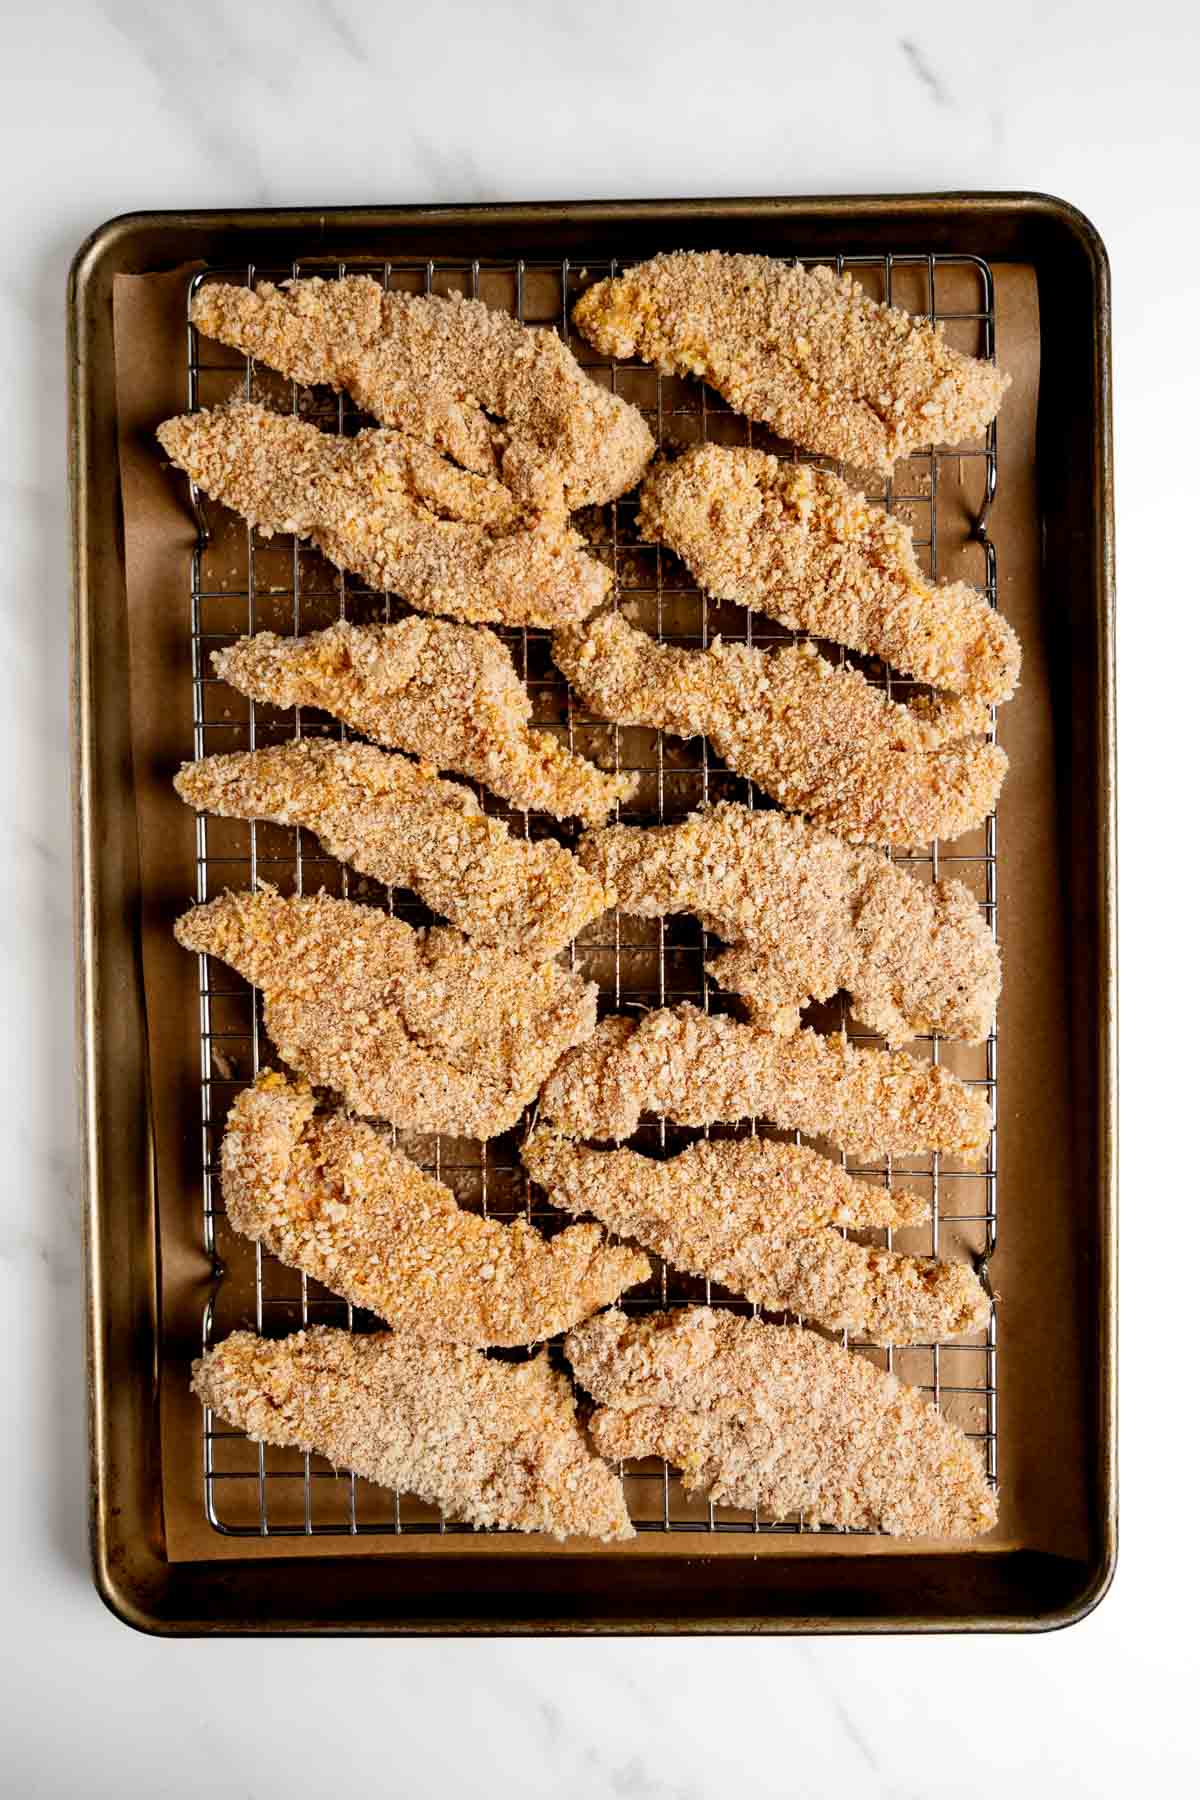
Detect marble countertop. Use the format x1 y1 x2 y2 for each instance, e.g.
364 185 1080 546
2 1 1193 1792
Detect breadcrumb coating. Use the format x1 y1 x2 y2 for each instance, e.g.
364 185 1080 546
524 1130 985 1344
537 1004 991 1162
194 1326 634 1541
176 739 607 962
191 276 654 511
566 1308 996 1536
222 1074 649 1345
638 446 1020 703
175 888 597 1139
157 401 609 629
573 252 1009 477
579 802 1000 1042
213 618 634 824
553 611 1006 847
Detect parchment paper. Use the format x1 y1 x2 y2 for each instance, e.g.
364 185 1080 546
112 260 1086 1564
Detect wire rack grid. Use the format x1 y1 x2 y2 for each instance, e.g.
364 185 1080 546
185 248 1000 1539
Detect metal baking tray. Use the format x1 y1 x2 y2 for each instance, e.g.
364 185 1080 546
70 195 1116 1634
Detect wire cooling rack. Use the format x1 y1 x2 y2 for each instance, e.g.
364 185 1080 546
186 250 1000 1538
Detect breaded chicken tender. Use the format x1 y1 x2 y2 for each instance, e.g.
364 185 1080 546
639 446 1020 703
191 276 654 510
176 740 607 961
579 802 999 1042
573 252 1009 477
194 1326 634 1541
538 1004 991 1162
222 1074 648 1345
158 401 609 629
565 1308 996 1536
553 612 1006 847
175 888 597 1139
213 618 634 824
524 1130 986 1343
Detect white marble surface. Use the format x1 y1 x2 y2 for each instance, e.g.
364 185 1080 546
1 0 1195 1792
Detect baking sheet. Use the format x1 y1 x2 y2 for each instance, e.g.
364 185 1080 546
112 255 1087 1565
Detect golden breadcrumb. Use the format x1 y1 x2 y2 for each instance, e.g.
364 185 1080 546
222 1074 649 1345
566 1309 996 1536
194 1326 634 1541
176 740 608 961
191 276 654 510
175 888 597 1139
213 618 634 825
537 1004 991 1162
579 802 1000 1042
553 612 1006 847
157 401 609 629
638 446 1020 703
573 252 1009 477
524 1130 986 1343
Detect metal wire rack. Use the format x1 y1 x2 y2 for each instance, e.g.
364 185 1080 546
186 249 999 1538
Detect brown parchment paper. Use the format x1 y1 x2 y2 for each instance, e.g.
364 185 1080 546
113 260 1087 1565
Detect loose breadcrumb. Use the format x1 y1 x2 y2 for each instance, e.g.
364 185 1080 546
176 740 608 961
566 1308 996 1536
524 1130 986 1344
579 802 1000 1042
192 276 654 510
194 1326 635 1541
175 888 597 1139
158 401 609 628
573 252 1010 477
222 1074 648 1345
213 618 634 824
537 1004 991 1162
639 446 1020 703
553 612 1006 847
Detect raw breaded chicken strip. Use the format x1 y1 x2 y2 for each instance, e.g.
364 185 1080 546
176 739 607 962
553 611 1006 847
194 1326 634 1541
573 251 1009 477
537 1004 991 1162
213 618 634 825
157 401 609 629
579 802 1000 1042
175 889 597 1139
524 1130 929 1231
192 276 654 510
524 1131 987 1344
222 1074 649 1345
566 1308 996 1536
639 446 1020 704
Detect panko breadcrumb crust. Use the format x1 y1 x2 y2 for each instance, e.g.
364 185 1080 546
193 1326 635 1541
223 1074 649 1345
191 276 654 511
523 1130 987 1344
158 401 609 629
213 618 634 824
579 802 1000 1042
639 446 1020 703
553 611 1006 847
573 252 1010 477
537 1004 991 1162
175 888 597 1139
565 1308 996 1536
176 740 608 962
